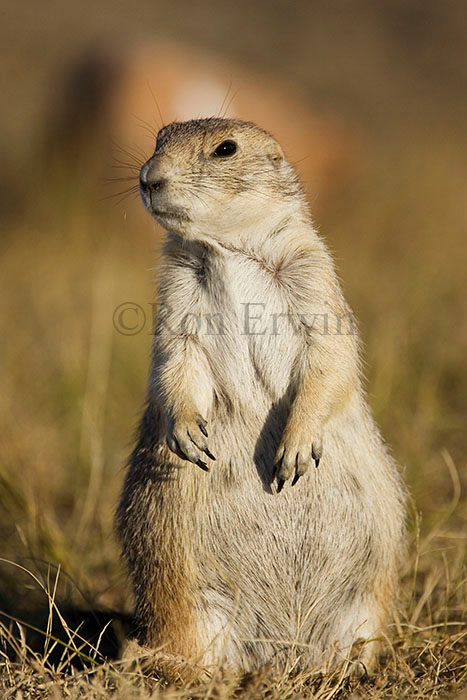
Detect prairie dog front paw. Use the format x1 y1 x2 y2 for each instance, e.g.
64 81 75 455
167 413 216 471
274 422 322 492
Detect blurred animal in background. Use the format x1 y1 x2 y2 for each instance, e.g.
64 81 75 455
44 41 357 214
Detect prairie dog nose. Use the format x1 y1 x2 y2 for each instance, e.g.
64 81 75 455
140 158 167 193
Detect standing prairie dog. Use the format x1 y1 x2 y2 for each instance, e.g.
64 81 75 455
116 117 405 675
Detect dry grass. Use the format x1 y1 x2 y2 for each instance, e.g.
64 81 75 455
0 123 466 698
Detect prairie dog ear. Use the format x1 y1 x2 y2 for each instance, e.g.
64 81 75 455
269 141 285 163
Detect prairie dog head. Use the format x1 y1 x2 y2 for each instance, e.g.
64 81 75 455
139 118 305 245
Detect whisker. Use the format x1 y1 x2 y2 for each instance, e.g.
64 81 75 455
221 87 239 118
218 78 233 119
110 144 142 164
290 154 312 166
146 80 165 129
101 185 140 203
111 139 148 167
111 163 141 173
187 189 210 209
132 114 159 141
112 190 141 207
104 176 139 184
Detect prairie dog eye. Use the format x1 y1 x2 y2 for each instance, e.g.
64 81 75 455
212 140 237 157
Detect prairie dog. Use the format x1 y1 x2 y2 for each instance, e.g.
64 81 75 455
116 118 405 674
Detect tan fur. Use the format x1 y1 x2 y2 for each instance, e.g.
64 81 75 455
116 117 406 674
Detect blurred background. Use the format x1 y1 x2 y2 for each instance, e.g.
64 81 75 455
0 0 466 646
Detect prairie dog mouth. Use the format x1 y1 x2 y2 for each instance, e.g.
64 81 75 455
149 204 191 225
142 189 191 224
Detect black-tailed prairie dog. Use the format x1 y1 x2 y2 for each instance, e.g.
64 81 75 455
116 117 406 675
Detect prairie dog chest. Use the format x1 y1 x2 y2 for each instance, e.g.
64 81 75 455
199 250 304 400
